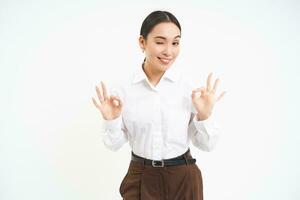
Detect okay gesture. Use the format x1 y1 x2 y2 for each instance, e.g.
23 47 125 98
191 73 226 121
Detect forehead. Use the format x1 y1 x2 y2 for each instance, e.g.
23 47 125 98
148 22 181 39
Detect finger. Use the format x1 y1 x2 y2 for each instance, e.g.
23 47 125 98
101 81 109 100
193 88 206 98
117 98 123 107
192 87 205 93
217 91 226 101
92 97 103 112
192 88 205 99
191 93 198 99
95 85 104 103
111 95 122 107
212 78 220 93
192 88 201 93
118 99 123 107
206 72 213 91
111 95 121 102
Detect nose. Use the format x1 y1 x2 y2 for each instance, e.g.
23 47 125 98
163 44 172 57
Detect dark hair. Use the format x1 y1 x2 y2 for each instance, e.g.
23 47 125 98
140 10 181 40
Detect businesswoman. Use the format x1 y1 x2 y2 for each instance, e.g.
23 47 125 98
92 10 225 200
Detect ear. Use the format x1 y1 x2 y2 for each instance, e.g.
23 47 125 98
139 35 145 50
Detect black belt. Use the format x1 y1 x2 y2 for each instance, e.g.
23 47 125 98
131 149 196 167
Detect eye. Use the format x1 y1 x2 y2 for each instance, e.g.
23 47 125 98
173 42 180 46
156 42 164 45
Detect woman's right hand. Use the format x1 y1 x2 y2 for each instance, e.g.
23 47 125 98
92 81 123 120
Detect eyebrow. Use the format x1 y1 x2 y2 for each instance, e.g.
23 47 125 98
154 35 181 40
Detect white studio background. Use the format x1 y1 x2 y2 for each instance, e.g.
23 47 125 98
1 0 299 200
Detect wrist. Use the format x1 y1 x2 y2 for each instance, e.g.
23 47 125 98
196 112 210 121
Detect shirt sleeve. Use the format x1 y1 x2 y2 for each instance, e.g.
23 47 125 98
101 85 129 151
102 114 129 151
188 105 221 152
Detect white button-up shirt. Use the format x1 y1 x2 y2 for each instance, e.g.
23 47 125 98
102 65 220 160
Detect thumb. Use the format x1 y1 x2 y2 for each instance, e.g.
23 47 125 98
192 87 205 97
113 100 119 106
192 87 205 93
111 95 122 107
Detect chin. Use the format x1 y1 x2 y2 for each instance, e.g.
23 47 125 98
161 61 175 70
156 63 170 71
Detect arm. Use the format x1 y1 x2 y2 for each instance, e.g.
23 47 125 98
92 81 128 151
188 72 225 151
188 110 220 152
102 115 129 151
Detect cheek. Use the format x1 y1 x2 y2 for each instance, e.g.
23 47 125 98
147 47 163 58
173 48 180 57
176 47 180 52
153 45 164 54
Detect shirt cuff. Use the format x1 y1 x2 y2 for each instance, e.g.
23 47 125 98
103 115 122 132
192 113 218 133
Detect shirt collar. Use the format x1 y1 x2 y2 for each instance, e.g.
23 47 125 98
132 63 179 84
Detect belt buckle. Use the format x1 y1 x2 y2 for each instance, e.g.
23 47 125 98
152 160 164 167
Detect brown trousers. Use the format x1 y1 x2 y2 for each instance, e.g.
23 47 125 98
119 159 203 200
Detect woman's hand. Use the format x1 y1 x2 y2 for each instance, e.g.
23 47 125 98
92 81 123 120
191 73 226 121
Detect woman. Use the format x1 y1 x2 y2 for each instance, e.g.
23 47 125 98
92 10 225 200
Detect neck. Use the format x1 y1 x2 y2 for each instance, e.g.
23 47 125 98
142 61 165 86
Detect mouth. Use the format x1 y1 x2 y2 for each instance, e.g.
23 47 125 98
157 57 172 65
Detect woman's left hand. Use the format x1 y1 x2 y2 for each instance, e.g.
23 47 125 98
191 73 226 121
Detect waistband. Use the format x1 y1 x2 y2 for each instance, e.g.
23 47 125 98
131 149 196 167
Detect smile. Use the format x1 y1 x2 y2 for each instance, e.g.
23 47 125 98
158 57 172 64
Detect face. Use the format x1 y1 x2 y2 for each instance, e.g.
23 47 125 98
139 22 181 73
